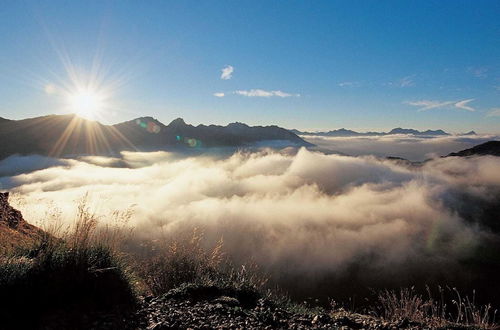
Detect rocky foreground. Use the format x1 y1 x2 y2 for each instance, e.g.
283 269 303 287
133 286 398 329
77 283 477 330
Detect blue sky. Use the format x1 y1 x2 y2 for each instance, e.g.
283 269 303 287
0 1 499 133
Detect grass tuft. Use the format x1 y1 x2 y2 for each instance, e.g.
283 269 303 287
139 228 267 297
0 195 136 329
376 286 497 328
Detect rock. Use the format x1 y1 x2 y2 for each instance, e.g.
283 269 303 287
0 192 23 228
212 296 240 307
0 191 46 252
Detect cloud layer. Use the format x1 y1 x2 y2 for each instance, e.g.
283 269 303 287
2 145 500 301
302 134 499 161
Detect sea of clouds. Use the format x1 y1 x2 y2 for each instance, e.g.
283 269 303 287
304 134 499 161
1 135 499 300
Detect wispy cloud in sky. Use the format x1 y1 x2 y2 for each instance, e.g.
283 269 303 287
405 99 476 112
398 75 416 87
220 65 234 80
234 89 299 97
467 67 488 79
338 81 361 87
213 92 225 98
384 75 416 88
486 108 500 117
405 100 455 111
455 99 476 111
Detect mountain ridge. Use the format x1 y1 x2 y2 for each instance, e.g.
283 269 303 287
0 114 311 160
290 127 464 137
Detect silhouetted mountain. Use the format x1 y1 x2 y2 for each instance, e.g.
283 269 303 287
462 130 477 136
291 127 451 137
447 141 500 157
388 127 420 135
0 114 311 160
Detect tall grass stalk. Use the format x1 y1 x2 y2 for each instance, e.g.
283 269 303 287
377 286 497 329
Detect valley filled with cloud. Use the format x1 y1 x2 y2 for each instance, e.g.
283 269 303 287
305 133 500 161
2 141 499 302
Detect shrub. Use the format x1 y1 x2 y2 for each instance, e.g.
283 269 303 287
0 197 136 329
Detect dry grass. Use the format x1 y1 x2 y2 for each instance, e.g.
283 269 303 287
376 286 498 329
0 194 136 328
139 228 268 296
450 287 498 328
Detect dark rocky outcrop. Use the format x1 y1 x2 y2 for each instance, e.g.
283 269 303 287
129 284 476 330
0 192 23 228
0 192 45 252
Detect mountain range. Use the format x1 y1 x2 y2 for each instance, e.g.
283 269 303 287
290 127 477 137
0 114 311 160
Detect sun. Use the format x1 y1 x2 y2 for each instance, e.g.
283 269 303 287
66 88 106 120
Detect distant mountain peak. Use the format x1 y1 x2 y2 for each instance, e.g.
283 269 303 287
133 116 164 125
167 117 187 127
388 128 420 134
227 122 250 129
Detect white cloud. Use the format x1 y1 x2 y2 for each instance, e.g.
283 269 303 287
272 90 298 97
302 134 499 161
486 108 500 117
405 99 475 112
384 75 416 88
338 81 361 87
398 75 415 87
4 148 499 293
404 100 455 111
220 65 234 80
213 92 225 98
234 89 299 98
454 99 475 111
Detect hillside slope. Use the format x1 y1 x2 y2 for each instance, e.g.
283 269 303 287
447 140 500 157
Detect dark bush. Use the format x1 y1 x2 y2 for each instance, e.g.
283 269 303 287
0 240 136 329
